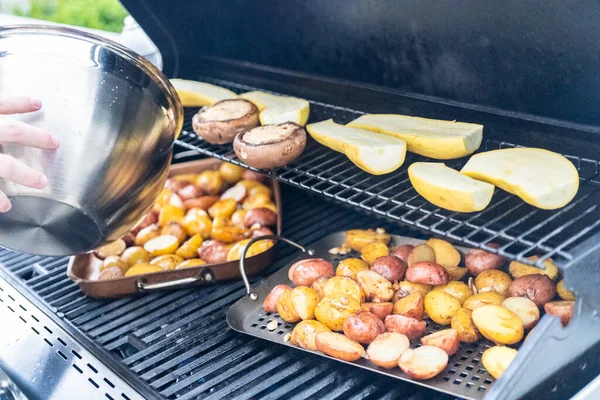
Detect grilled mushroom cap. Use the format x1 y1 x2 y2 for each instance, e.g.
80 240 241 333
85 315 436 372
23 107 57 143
233 122 307 169
192 99 259 144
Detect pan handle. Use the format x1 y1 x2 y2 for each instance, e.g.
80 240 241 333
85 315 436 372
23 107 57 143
239 235 314 300
136 267 215 292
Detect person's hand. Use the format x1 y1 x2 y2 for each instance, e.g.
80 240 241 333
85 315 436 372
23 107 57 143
0 95 60 212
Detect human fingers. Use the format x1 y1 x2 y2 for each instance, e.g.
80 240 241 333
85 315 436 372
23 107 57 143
0 119 59 149
0 191 10 212
0 154 48 189
0 95 42 115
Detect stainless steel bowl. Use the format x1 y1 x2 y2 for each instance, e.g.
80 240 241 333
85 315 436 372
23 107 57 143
0 25 183 256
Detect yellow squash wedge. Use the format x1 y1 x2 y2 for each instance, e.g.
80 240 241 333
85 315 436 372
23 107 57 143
408 162 495 212
347 114 483 159
239 91 310 125
306 119 407 175
170 79 238 107
461 148 579 209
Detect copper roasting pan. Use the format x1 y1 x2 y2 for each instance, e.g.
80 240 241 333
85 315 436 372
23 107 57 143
67 158 282 298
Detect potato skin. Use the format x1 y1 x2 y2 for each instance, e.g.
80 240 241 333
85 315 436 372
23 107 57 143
315 293 362 331
244 207 277 228
421 329 460 356
432 281 472 305
336 258 369 280
291 320 332 351
291 287 321 320
311 277 329 299
361 302 393 320
482 346 518 379
425 238 461 267
183 195 219 212
371 255 407 282
276 287 301 323
367 332 410 369
391 244 415 264
323 276 365 303
98 266 124 280
502 297 540 330
406 262 450 287
356 270 394 302
315 332 364 362
345 229 391 252
407 244 436 266
197 240 230 263
451 308 481 343
544 301 575 326
557 279 575 301
463 292 505 311
508 256 559 281
465 243 505 276
472 305 524 345
394 280 432 300
474 270 513 297
399 346 449 380
508 274 556 307
343 312 385 344
288 258 335 287
424 290 461 325
361 241 390 265
443 265 469 281
392 292 424 320
384 315 427 339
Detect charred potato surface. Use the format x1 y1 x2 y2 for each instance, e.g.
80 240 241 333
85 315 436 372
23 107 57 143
360 241 390 265
474 270 513 297
322 276 365 303
315 293 362 331
451 308 481 343
392 292 424 320
336 258 369 280
356 270 394 302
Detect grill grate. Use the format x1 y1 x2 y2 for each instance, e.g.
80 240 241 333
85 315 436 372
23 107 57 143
174 77 600 269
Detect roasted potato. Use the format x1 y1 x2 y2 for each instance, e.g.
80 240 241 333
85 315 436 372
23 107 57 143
311 277 329 299
231 209 248 227
210 219 250 243
291 320 332 351
196 170 223 195
451 308 481 343
150 254 184 270
121 246 151 266
361 302 393 320
124 263 164 277
132 211 158 235
399 346 449 380
361 241 390 265
182 209 213 238
371 255 407 282
425 238 461 267
343 311 385 344
165 178 189 193
424 290 461 325
288 258 335 287
336 258 369 280
177 184 204 201
101 256 129 274
226 238 274 261
407 244 436 266
391 244 415 264
242 170 271 184
208 198 237 219
134 224 161 246
183 195 219 212
277 287 301 323
161 221 187 245
158 204 186 226
98 266 124 280
144 235 179 256
314 293 362 331
444 265 468 281
367 332 410 369
220 184 248 203
175 259 207 269
432 281 472 305
463 292 505 311
95 239 127 260
482 346 518 379
315 332 364 362
421 329 460 356
465 243 505 276
394 280 432 300
219 162 246 184
472 305 524 345
406 262 450 286
345 229 391 252
263 284 293 313
356 270 394 302
508 274 556 307
242 193 272 210
323 276 365 303
557 279 575 301
176 234 204 259
384 314 427 339
502 297 540 330
244 207 277 228
508 256 559 281
544 301 575 326
291 287 321 320
474 270 513 297
197 240 230 264
392 292 424 320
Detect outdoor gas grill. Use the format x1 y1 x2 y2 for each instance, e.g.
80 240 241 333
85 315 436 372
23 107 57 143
3 0 600 399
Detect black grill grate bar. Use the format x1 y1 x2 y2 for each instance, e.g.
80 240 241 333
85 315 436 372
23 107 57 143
260 363 330 400
39 281 80 301
287 372 344 400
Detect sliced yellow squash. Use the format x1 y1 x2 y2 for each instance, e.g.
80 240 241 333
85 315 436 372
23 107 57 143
347 114 483 159
306 119 407 175
408 162 495 212
239 91 310 125
461 148 579 210
170 79 238 107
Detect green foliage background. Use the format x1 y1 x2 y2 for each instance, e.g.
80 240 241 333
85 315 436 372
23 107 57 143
13 0 129 33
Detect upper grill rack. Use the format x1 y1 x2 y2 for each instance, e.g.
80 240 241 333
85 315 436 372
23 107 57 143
175 78 600 269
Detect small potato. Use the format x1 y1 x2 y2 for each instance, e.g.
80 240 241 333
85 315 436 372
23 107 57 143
356 270 394 302
144 235 179 257
121 232 135 247
291 320 331 351
164 178 189 192
394 280 432 300
231 209 248 226
384 315 427 339
451 308 481 343
132 211 158 235
336 258 369 280
150 254 184 270
263 284 293 313
237 178 263 190
408 244 436 266
424 291 461 325
371 256 407 282
399 346 449 380
244 207 278 228
277 287 301 323
176 234 204 259
444 265 468 281
121 246 151 266
367 332 410 369
161 222 187 245
177 184 204 201
98 266 124 280
406 262 450 286
135 224 161 246
226 238 274 261
557 280 575 301
475 270 513 297
323 276 365 303
508 256 559 281
392 292 424 320
291 287 321 320
482 346 518 379
248 184 272 198
183 195 219 212
208 198 237 219
343 312 385 344
508 274 556 307
472 305 524 345
101 256 129 274
315 332 364 362
175 259 207 269
158 204 186 226
197 240 231 264
361 241 390 265
243 170 271 183
95 239 127 260
196 170 223 195
391 244 415 264
345 229 391 252
124 263 164 277
361 302 393 320
314 293 362 331
311 277 329 299
288 258 335 287
502 297 540 329
465 243 505 276
463 292 505 311
242 193 272 210
210 220 250 243
544 301 575 327
421 329 460 356
182 209 213 238
220 184 248 203
432 281 472 305
425 238 461 267
219 162 246 184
